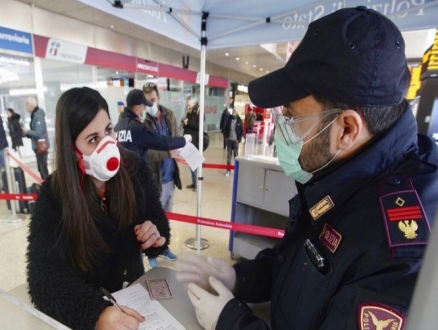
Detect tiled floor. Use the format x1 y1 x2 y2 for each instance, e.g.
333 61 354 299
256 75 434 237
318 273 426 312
0 132 244 293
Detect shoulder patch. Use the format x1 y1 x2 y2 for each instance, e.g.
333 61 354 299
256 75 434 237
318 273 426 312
358 303 405 330
379 177 431 248
309 195 334 220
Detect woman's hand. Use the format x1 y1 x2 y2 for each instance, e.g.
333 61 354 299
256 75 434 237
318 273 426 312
134 221 166 250
95 305 144 330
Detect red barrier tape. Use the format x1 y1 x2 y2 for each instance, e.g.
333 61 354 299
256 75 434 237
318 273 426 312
0 194 284 239
0 193 37 201
176 158 234 170
166 211 284 239
7 152 44 184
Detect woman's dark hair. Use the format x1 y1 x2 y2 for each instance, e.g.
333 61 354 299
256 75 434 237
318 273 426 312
52 87 136 272
314 96 407 136
6 108 14 114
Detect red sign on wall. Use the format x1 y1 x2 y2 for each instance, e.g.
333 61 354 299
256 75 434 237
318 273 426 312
33 34 228 88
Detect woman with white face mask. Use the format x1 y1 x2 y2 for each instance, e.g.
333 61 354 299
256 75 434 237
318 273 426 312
27 87 171 330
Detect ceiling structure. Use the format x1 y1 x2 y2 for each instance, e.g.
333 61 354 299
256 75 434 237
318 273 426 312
14 0 436 82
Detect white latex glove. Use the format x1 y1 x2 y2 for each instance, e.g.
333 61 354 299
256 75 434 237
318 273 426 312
175 253 236 293
184 134 192 143
187 276 234 330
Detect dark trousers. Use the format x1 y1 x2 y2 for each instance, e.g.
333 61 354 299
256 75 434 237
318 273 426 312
35 152 49 180
226 140 238 165
222 133 227 149
190 168 197 186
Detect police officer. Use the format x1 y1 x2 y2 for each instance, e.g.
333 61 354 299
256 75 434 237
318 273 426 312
115 89 191 161
174 7 438 330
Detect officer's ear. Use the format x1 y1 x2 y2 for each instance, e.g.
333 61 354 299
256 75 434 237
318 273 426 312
332 110 371 156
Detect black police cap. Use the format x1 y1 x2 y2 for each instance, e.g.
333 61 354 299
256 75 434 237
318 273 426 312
126 89 153 107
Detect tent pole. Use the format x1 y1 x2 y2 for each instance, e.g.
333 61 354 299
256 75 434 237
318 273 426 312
185 12 209 254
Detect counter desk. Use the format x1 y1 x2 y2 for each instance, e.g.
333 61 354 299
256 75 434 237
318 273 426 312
4 267 271 329
133 267 271 329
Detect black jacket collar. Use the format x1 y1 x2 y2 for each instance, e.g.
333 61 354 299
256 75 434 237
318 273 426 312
301 105 418 225
121 107 139 120
31 106 40 119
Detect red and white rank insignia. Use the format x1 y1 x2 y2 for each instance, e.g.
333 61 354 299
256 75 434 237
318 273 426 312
358 303 405 330
379 178 431 248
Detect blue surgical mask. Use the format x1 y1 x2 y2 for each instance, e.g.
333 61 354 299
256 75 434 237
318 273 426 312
146 102 159 117
274 111 341 184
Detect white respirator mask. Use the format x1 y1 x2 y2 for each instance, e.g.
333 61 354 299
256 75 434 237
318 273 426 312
146 102 159 117
78 136 121 182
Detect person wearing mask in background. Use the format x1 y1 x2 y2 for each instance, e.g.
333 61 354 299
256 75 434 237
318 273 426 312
27 87 171 330
182 95 200 192
114 89 191 162
174 7 438 330
219 106 231 150
244 106 256 134
224 109 243 177
143 82 180 268
6 108 23 153
23 96 50 180
117 101 125 121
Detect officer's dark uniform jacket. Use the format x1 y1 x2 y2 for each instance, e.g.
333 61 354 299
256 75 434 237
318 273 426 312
114 107 185 162
217 106 438 330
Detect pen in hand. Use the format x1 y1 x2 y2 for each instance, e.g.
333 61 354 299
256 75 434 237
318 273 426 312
100 287 126 314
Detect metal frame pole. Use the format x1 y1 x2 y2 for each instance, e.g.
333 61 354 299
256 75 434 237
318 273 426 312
185 12 210 253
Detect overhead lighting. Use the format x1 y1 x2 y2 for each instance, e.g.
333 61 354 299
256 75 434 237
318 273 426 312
245 61 249 64
236 57 240 61
60 82 105 91
9 86 47 96
110 25 114 29
253 65 256 68
237 85 248 93
266 71 269 73
116 71 119 74
260 68 263 71
225 53 229 56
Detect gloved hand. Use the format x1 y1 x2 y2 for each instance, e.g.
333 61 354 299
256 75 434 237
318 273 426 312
184 134 192 143
175 253 236 293
187 276 234 330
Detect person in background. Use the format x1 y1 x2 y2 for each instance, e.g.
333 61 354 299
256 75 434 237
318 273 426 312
223 109 243 177
244 106 256 134
114 89 191 162
27 87 171 330
0 115 8 189
143 82 180 268
23 96 50 180
117 101 125 121
182 95 200 192
220 107 231 150
6 108 23 153
174 7 438 330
